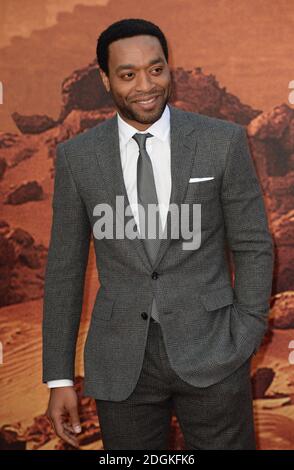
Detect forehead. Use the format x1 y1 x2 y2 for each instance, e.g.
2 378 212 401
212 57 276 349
108 35 164 68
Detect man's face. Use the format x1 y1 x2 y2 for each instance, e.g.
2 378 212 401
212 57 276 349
99 34 172 131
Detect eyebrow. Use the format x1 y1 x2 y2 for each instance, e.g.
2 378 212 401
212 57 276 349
115 57 165 73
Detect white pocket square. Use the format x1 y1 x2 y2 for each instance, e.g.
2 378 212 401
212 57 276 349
189 177 215 182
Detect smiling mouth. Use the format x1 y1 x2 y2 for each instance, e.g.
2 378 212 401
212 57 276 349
135 96 158 103
133 95 160 109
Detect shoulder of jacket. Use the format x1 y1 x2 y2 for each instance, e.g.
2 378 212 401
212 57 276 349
57 114 115 156
183 109 243 136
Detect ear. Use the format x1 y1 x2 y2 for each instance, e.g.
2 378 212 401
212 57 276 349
98 68 110 93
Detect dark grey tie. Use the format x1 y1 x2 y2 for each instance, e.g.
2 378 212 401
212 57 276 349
132 132 162 322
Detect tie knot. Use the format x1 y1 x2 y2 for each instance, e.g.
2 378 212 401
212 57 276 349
132 132 153 150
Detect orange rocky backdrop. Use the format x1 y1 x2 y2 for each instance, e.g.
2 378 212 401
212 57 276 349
0 63 294 450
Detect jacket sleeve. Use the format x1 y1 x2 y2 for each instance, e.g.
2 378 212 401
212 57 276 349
221 124 274 343
42 142 91 383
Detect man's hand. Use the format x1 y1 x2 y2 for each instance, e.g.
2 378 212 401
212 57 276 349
46 386 81 449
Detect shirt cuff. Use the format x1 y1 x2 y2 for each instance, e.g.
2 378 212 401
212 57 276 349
47 379 74 388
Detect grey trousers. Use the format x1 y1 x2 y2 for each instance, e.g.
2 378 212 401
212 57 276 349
95 319 256 450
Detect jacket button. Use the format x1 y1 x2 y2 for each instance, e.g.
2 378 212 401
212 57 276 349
141 312 148 320
151 271 159 280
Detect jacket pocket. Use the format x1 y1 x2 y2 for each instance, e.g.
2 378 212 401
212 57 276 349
91 291 115 321
185 178 218 202
199 284 234 311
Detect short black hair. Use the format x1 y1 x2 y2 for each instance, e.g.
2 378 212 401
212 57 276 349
96 18 169 76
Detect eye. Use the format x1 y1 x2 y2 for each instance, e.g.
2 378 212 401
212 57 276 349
152 67 163 73
121 72 134 79
121 67 163 80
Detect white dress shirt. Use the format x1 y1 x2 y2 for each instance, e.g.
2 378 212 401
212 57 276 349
47 104 171 388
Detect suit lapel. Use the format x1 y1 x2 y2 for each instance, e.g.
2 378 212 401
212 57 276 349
152 104 198 270
94 103 198 271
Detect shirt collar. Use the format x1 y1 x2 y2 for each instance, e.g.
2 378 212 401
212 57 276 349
116 103 170 147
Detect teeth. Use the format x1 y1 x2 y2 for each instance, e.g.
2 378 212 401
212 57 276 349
138 97 156 104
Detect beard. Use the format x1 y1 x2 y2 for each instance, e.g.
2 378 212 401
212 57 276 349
112 86 171 125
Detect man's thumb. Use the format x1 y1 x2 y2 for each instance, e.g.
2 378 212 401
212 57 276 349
69 407 81 433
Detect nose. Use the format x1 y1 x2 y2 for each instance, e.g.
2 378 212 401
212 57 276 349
135 71 154 93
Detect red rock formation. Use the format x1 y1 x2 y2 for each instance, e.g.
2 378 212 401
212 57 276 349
251 368 275 399
248 104 294 177
170 67 261 124
0 222 47 307
5 181 43 205
269 291 294 329
9 63 261 137
59 59 113 122
11 112 58 135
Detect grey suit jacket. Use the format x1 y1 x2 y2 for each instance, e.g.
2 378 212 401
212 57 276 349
42 103 274 400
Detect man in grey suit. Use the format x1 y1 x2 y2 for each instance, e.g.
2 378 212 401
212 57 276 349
43 18 274 450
